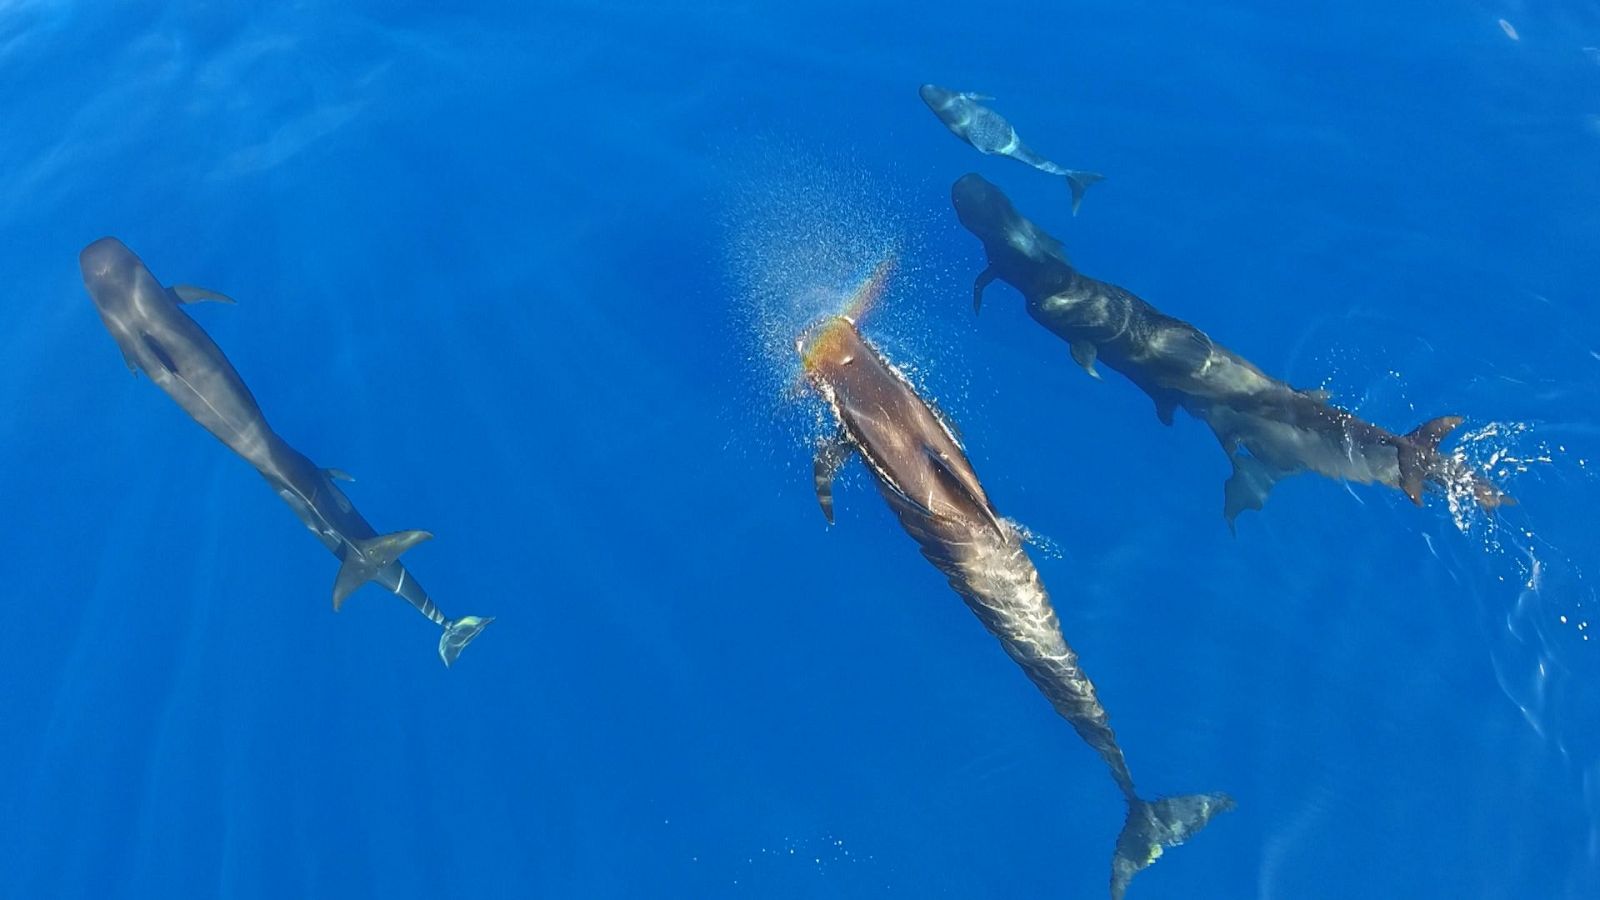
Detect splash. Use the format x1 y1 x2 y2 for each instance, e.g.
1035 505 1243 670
838 254 895 325
720 139 971 471
1286 319 1599 794
722 143 905 419
798 253 898 373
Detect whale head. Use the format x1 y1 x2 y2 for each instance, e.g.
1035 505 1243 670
950 173 1011 231
918 83 956 111
79 237 146 313
952 173 1069 269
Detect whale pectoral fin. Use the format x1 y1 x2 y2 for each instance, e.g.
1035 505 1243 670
332 529 433 610
323 467 356 483
813 433 855 524
169 284 235 305
960 91 995 102
925 449 1006 537
1070 340 1101 379
117 343 142 376
1223 453 1282 534
973 265 997 314
140 332 180 375
1152 394 1178 427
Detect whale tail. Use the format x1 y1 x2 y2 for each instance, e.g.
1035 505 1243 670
439 615 494 667
1066 170 1105 215
331 529 434 611
1109 792 1234 900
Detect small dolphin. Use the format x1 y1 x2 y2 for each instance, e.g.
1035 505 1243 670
920 83 1104 214
799 313 1231 899
950 173 1514 528
80 237 491 665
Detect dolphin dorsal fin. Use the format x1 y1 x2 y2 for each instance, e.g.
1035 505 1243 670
169 284 235 305
1405 415 1464 452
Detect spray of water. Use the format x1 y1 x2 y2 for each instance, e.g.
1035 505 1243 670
718 139 972 473
1347 363 1598 806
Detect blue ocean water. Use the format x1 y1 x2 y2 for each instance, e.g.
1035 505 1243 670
3 1 1599 897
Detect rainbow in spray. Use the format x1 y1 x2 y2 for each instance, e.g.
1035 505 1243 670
799 252 897 372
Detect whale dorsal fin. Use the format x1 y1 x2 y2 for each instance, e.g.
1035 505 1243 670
812 432 855 525
140 332 179 375
169 284 235 305
925 449 1004 537
1405 415 1464 452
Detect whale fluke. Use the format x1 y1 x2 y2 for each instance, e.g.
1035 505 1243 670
332 529 434 611
1110 792 1235 900
1066 170 1105 215
439 615 494 667
1405 415 1463 450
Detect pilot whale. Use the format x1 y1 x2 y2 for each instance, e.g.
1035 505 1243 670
949 173 1513 527
799 312 1231 898
80 237 491 665
920 84 1104 214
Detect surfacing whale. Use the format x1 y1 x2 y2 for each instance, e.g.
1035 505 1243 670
799 312 1231 898
949 173 1513 529
80 237 491 665
920 83 1104 214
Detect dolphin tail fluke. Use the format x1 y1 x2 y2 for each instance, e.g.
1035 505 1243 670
1110 792 1234 900
438 615 494 667
1066 170 1105 215
331 529 434 611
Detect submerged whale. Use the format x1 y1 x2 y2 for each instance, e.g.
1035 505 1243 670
949 173 1513 528
799 312 1231 898
920 83 1104 214
80 237 491 665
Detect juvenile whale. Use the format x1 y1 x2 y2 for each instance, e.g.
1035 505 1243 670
920 83 1104 214
799 312 1231 898
80 237 491 665
949 173 1513 527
